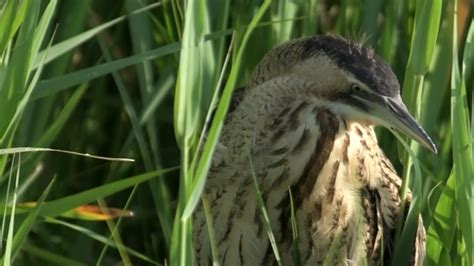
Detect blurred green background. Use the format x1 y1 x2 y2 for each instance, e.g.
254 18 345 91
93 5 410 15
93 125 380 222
0 0 472 265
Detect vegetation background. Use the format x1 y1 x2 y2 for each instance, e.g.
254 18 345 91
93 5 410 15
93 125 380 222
0 0 472 265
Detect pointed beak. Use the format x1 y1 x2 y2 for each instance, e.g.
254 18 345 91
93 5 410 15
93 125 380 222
372 95 438 153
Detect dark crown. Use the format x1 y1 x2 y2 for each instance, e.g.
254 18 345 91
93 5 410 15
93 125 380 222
300 35 400 97
249 35 400 98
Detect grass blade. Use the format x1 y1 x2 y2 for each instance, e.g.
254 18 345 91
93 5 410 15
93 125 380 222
33 43 180 100
248 155 281 265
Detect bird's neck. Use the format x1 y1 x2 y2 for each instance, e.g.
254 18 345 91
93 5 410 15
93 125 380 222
221 76 329 158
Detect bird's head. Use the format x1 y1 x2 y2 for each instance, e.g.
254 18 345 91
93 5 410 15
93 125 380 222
251 35 437 153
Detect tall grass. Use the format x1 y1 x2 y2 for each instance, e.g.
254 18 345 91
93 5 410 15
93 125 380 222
0 0 472 265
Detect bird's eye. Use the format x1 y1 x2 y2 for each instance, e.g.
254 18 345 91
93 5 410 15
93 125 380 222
351 84 362 92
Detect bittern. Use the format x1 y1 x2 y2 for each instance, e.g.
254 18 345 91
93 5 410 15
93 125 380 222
193 35 436 265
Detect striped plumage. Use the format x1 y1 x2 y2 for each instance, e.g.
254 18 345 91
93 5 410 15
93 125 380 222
193 35 435 265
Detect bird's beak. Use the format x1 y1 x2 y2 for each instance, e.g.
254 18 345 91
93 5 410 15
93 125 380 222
370 95 437 153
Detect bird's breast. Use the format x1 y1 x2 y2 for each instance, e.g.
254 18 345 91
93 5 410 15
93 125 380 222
253 100 388 264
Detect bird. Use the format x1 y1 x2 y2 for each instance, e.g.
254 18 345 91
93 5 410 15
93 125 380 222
193 35 437 265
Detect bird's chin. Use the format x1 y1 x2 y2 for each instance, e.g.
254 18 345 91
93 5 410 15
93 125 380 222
344 119 374 129
328 103 375 125
355 119 374 126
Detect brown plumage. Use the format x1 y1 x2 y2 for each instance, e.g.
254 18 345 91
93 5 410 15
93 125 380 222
193 35 435 265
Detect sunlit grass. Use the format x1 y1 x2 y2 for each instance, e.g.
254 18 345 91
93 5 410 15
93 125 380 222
0 0 472 265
